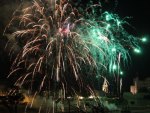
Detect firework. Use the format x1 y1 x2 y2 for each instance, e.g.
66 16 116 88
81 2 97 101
5 0 142 112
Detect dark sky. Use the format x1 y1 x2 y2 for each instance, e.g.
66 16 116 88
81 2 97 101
0 0 150 89
116 0 150 79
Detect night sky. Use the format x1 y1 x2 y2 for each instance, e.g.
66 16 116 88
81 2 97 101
0 0 150 90
117 0 150 79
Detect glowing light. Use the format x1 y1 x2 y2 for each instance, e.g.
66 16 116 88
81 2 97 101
134 48 141 53
67 96 72 99
88 95 95 99
120 71 123 75
78 96 84 100
141 37 147 42
113 64 117 70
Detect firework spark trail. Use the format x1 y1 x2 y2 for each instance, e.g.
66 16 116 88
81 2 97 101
4 0 142 112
